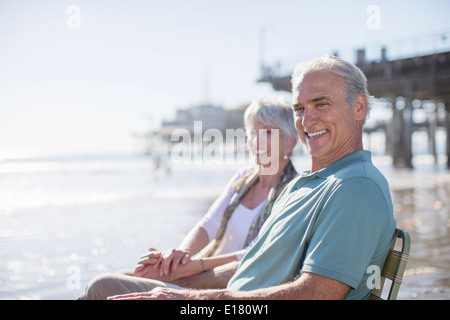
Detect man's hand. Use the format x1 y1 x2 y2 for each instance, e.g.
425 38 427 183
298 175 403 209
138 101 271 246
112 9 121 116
108 287 190 300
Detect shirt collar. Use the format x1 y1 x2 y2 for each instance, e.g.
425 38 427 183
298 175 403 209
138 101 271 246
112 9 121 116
300 150 372 179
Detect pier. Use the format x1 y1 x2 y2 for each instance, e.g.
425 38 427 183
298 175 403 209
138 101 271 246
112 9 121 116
257 38 450 169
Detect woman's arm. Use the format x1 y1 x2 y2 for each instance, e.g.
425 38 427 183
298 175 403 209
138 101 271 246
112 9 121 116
134 225 210 277
177 225 210 256
136 167 252 277
134 251 239 282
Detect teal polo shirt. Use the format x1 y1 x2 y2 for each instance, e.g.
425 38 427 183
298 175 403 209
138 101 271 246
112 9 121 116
227 150 396 300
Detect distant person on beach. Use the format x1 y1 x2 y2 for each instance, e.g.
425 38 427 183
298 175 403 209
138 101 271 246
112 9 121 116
109 55 397 300
78 97 299 299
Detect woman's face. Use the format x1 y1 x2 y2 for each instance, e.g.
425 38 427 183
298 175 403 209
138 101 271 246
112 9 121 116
247 120 289 173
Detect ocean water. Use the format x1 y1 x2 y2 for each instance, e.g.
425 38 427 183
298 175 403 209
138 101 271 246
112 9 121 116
0 153 449 300
0 153 240 299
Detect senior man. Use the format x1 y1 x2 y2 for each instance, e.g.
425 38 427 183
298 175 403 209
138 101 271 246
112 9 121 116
111 55 396 300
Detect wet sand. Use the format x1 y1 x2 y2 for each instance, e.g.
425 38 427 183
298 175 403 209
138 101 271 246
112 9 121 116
372 155 450 300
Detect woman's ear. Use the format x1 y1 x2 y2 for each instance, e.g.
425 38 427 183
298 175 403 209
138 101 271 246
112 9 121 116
286 136 298 155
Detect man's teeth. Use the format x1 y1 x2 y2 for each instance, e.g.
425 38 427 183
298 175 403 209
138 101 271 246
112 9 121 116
307 129 327 138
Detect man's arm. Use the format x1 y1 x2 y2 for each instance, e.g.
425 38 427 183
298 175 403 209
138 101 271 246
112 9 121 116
173 260 240 289
109 271 350 300
229 272 350 300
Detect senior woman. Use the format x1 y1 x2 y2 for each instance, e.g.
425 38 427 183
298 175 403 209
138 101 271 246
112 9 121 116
78 97 298 299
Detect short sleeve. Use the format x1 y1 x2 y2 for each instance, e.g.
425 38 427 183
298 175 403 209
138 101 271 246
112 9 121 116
301 177 391 289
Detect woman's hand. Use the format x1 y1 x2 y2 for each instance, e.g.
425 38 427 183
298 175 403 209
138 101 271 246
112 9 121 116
133 247 162 276
133 247 192 277
158 248 192 276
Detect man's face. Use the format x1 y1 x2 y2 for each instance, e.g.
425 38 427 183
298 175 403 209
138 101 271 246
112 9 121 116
292 71 366 171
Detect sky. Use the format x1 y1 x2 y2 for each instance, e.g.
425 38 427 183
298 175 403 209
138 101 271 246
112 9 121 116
0 0 449 158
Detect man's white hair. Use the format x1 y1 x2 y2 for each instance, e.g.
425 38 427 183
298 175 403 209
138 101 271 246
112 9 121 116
291 55 372 122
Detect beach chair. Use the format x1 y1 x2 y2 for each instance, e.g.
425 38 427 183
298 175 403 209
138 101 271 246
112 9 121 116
367 228 410 300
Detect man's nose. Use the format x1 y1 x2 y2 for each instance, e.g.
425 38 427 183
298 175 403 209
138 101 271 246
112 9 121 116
301 108 318 129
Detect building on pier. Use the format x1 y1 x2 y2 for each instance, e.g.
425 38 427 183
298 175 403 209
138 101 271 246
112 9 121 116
139 103 249 158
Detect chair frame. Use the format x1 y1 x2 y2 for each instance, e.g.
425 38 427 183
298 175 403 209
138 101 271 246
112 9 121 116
368 228 411 300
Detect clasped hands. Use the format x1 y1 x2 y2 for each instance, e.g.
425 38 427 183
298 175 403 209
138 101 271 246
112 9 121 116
107 247 210 300
133 247 199 280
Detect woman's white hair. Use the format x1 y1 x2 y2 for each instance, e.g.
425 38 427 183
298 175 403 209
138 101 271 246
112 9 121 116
244 97 298 147
291 55 372 122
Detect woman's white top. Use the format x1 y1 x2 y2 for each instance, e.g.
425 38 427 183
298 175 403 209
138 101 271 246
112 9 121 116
195 166 266 260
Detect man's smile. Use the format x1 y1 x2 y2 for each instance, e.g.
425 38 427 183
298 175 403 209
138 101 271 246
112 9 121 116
305 129 328 139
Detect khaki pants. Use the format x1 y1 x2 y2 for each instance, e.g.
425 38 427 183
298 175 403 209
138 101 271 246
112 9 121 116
77 270 182 300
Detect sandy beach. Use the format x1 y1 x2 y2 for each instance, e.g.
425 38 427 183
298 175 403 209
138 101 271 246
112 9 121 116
0 153 449 300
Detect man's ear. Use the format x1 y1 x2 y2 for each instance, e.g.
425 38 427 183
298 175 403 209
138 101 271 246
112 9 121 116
353 93 368 121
